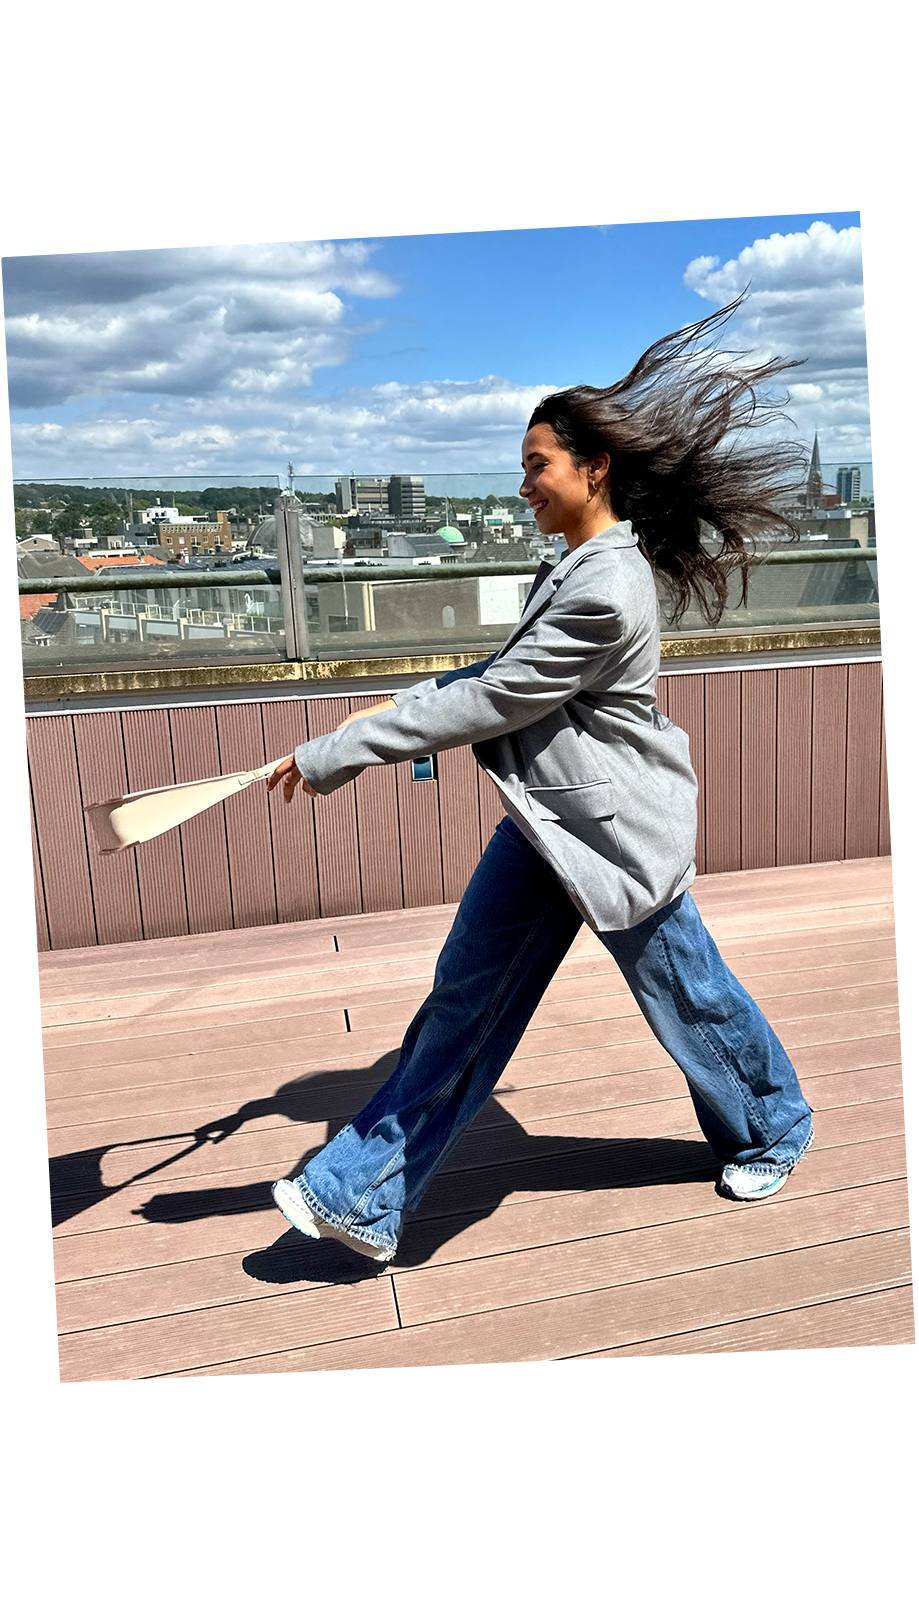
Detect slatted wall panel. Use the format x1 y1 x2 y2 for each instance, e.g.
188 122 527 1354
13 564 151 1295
663 673 707 874
29 781 50 953
437 743 483 904
395 755 444 910
168 705 234 937
740 669 778 870
351 696 403 915
810 666 849 864
120 710 187 941
26 716 97 950
71 712 144 947
305 698 362 918
705 672 742 875
776 666 813 868
261 698 322 926
214 702 278 930
27 660 893 949
845 661 883 861
0 722 43 952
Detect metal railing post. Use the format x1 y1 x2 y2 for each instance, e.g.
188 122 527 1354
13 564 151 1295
275 493 311 661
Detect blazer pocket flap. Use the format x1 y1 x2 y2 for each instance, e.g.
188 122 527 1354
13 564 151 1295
525 779 616 822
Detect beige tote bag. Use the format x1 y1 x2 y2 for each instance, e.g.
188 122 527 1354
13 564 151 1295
84 761 282 854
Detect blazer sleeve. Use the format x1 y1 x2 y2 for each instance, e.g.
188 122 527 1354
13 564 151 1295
388 651 497 711
294 584 623 794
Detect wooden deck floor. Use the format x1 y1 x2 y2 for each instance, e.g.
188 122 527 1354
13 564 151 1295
40 855 913 1381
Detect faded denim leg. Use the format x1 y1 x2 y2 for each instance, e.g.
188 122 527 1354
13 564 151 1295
599 892 813 1173
292 818 583 1258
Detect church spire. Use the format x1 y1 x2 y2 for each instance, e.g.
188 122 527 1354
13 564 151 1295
805 433 824 508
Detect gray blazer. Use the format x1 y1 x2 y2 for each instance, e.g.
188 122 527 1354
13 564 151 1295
294 520 698 931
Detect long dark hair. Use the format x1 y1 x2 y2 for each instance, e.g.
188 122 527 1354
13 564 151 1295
527 293 809 625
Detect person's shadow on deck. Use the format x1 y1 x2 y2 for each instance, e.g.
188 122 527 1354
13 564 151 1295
49 1052 720 1286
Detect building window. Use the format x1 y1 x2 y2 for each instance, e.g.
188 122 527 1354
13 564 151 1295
441 605 455 628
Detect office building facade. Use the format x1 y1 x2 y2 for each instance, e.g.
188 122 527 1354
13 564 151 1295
388 475 427 520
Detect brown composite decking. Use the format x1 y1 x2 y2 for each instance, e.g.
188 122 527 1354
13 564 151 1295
41 854 913 1381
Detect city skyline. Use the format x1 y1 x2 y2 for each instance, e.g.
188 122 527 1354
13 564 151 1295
4 212 867 479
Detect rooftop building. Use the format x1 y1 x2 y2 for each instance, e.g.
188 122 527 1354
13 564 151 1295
388 475 426 520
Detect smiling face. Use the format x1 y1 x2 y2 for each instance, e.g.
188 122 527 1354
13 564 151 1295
519 422 613 545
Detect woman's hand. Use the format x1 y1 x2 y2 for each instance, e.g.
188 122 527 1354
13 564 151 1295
267 702 395 804
267 755 320 803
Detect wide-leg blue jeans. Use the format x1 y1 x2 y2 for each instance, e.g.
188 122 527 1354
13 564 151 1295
291 818 813 1260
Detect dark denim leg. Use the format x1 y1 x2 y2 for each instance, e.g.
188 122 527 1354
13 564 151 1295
599 891 813 1172
295 819 583 1254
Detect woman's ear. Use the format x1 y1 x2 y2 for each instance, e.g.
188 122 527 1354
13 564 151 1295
588 452 611 495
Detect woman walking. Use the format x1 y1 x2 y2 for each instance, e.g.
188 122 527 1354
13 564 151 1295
267 296 814 1263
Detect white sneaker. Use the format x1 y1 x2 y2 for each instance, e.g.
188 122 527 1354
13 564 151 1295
271 1179 392 1262
719 1163 790 1201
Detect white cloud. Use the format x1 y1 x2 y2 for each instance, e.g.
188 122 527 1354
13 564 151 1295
9 376 557 478
3 239 398 409
683 220 870 461
6 221 872 480
8 238 549 476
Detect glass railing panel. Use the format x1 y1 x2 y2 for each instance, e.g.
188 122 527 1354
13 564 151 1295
661 549 879 633
294 556 880 662
291 471 879 643
291 470 557 660
16 470 879 678
16 474 284 673
302 568 541 660
21 575 287 672
290 472 542 562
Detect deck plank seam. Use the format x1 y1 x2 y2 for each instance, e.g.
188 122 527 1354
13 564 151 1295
17 926 914 997
26 1124 914 1246
54 1170 912 1300
47 1148 907 1242
69 1229 914 1379
17 977 914 1041
42 1039 904 1096
390 1275 403 1330
46 1098 907 1209
556 1283 917 1359
17 933 914 997
41 1051 904 1120
49 1124 907 1244
36 990 903 1050
10 920 907 990
33 892 896 971
56 1224 913 1352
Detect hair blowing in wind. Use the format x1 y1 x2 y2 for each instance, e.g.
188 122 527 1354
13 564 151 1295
528 292 810 625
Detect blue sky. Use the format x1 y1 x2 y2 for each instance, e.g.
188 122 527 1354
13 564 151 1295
4 211 868 480
310 214 858 392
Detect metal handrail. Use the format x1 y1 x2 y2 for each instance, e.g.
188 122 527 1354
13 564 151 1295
18 546 875 596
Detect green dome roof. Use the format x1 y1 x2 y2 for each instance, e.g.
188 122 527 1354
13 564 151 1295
435 526 464 543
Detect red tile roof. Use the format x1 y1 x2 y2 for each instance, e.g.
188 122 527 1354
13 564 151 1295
76 552 167 571
20 552 166 621
20 594 53 621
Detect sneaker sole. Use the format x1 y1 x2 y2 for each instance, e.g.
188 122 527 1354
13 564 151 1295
272 1180 391 1262
271 1179 321 1238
